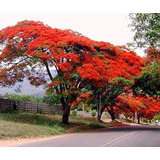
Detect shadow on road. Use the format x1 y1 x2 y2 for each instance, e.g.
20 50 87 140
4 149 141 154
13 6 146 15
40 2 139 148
100 125 160 132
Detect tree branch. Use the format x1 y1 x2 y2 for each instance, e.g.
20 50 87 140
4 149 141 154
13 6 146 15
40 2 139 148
44 62 53 81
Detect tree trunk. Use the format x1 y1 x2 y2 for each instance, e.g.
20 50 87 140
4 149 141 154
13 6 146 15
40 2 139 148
110 111 115 121
132 113 135 123
149 119 152 124
60 97 70 125
108 108 115 121
62 105 70 124
137 117 140 124
97 105 105 122
97 94 102 122
132 117 134 123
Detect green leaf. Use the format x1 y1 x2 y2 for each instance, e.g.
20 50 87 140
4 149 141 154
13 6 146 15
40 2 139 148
93 52 105 58
70 73 80 79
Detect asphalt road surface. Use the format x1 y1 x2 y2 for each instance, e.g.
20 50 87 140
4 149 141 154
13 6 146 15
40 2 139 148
13 125 160 147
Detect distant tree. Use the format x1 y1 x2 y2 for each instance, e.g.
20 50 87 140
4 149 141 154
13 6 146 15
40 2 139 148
114 93 160 123
137 95 160 121
3 93 42 102
128 13 160 49
42 91 60 106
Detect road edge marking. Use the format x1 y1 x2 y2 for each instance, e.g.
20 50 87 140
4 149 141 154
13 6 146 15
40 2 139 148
100 131 137 147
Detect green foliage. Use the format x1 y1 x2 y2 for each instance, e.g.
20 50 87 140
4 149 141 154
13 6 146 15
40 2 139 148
90 103 97 110
37 106 42 114
70 73 80 79
153 114 160 120
2 93 61 107
72 110 77 116
100 77 133 106
91 110 96 118
2 93 43 102
77 104 83 111
141 118 148 123
128 13 160 48
112 77 133 86
93 52 105 58
42 92 60 106
84 107 90 113
135 67 160 97
148 61 160 70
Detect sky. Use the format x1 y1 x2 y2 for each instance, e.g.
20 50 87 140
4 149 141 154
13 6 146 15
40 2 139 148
0 13 145 56
1 0 158 58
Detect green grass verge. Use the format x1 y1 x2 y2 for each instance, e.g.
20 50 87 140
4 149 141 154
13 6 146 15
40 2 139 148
0 112 113 140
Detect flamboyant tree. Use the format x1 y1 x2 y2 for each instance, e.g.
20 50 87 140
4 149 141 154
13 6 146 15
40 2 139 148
114 93 160 123
137 95 160 121
71 45 144 121
114 93 145 122
0 20 144 124
0 20 103 124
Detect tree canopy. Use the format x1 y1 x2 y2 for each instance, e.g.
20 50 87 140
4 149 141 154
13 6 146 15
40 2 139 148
128 13 160 49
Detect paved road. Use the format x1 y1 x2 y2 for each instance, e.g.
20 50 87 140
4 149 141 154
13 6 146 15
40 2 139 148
13 125 160 147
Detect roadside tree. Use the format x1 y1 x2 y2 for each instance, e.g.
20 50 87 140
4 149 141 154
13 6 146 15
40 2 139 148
71 46 143 121
128 13 160 49
0 20 102 124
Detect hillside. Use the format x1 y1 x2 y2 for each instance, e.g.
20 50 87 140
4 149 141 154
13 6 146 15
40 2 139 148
0 70 57 97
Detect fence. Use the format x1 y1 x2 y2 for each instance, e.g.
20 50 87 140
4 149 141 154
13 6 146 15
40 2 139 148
0 98 63 114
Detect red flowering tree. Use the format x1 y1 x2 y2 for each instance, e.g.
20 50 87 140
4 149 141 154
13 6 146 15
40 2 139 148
0 20 144 124
137 96 160 122
0 20 103 124
115 46 160 123
114 93 160 123
115 94 144 114
72 45 144 121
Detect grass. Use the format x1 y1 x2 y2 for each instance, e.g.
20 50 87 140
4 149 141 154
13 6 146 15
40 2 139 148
0 112 113 140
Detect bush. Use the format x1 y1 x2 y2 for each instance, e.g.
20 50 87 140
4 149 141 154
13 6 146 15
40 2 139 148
141 118 148 123
91 110 96 118
37 106 42 114
77 105 83 111
72 110 77 116
84 107 90 113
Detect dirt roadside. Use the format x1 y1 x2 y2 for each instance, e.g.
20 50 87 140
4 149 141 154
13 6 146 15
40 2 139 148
0 135 65 147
